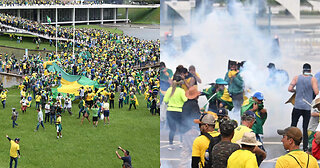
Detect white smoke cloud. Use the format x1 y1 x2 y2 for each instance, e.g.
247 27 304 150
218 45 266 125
160 1 303 137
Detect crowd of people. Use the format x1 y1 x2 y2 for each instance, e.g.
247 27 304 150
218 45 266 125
0 11 160 168
160 61 320 168
0 0 124 6
0 13 160 70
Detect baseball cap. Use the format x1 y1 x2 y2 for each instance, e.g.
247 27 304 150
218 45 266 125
242 111 256 120
14 138 20 142
267 63 275 69
217 108 228 116
219 119 238 135
215 78 228 85
303 63 311 71
194 113 215 125
277 127 302 143
253 92 264 100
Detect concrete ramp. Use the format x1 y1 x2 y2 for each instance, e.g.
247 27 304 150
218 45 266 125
307 0 320 11
165 1 193 23
275 0 300 20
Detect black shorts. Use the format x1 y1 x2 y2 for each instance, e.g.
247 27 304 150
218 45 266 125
93 116 98 121
104 110 109 117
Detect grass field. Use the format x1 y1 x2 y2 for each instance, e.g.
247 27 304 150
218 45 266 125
62 25 124 34
118 8 160 24
0 34 56 51
0 87 160 167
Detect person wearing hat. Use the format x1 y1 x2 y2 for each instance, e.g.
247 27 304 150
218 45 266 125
215 108 230 131
227 132 262 168
241 92 267 146
211 119 239 168
201 78 230 113
224 62 244 116
181 85 201 133
6 134 20 168
231 111 266 166
163 75 188 150
288 63 319 151
276 127 318 168
191 113 220 168
56 113 62 139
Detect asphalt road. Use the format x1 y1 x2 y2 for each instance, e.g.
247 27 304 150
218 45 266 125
160 129 320 168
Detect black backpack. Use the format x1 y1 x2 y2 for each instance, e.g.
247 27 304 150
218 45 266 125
111 93 115 99
202 132 221 168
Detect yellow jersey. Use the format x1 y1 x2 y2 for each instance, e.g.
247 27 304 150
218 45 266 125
10 140 20 158
231 125 253 143
275 150 319 168
192 131 220 168
228 149 258 168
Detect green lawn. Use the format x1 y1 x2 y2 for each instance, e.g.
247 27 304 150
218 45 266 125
0 34 56 51
118 8 160 24
62 25 124 34
0 87 160 167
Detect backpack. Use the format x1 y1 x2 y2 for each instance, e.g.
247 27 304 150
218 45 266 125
202 133 221 168
111 93 115 99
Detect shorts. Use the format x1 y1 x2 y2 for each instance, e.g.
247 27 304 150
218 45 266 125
56 124 62 132
21 106 27 110
83 112 89 118
93 116 98 121
104 110 109 117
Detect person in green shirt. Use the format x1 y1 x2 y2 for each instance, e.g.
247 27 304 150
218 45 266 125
241 92 267 144
78 98 85 119
129 92 137 110
81 104 91 125
92 104 99 127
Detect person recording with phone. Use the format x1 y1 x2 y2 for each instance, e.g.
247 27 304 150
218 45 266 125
115 146 131 167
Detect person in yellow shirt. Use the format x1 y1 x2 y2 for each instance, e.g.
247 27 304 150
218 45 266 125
1 90 7 109
6 134 20 168
192 113 220 168
231 111 266 166
35 93 41 109
227 132 262 168
276 127 319 168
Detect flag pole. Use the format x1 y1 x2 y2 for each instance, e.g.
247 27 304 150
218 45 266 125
73 7 75 59
55 7 58 55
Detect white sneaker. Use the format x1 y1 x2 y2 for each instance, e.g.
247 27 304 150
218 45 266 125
57 136 59 139
60 135 62 138
168 145 175 151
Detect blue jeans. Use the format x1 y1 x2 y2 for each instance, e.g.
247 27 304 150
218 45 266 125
50 114 56 124
10 157 18 168
167 111 182 144
36 121 45 130
2 100 5 108
78 107 84 118
36 102 40 109
12 120 18 128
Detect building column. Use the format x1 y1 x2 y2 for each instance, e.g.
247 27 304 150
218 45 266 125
72 8 75 26
100 8 103 24
113 8 117 24
87 8 89 25
37 9 40 23
17 9 20 17
125 8 128 24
